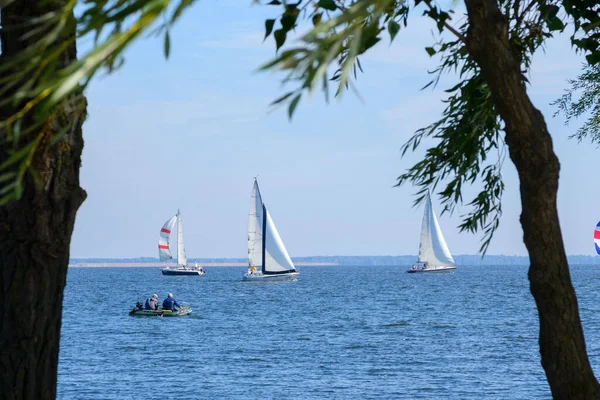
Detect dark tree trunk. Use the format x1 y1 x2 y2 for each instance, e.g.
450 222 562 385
463 0 600 398
0 1 86 399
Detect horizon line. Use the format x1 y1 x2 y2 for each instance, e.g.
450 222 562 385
69 254 598 259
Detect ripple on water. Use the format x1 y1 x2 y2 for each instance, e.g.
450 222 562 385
57 265 600 399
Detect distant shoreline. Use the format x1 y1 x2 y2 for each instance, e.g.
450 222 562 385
68 262 338 268
68 255 600 267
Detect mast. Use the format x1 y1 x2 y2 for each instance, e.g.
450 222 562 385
248 178 263 268
261 203 267 274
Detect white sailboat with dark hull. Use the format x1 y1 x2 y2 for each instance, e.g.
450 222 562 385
244 179 299 281
159 210 204 276
408 192 456 273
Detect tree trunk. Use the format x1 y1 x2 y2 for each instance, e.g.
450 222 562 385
463 0 600 398
0 1 86 399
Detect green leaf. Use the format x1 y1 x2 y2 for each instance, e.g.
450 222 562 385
0 182 16 196
13 180 22 200
171 0 193 24
312 12 322 27
388 20 400 42
288 93 301 119
546 5 560 19
425 47 436 56
0 142 35 171
274 29 287 51
164 30 170 59
318 0 337 11
585 52 600 65
270 91 295 106
0 172 16 184
264 19 276 41
547 17 565 32
582 20 600 33
281 10 298 31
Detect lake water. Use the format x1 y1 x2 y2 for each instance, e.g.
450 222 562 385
57 265 600 399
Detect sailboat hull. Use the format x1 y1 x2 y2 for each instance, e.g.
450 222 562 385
242 271 299 281
407 265 456 273
162 268 204 276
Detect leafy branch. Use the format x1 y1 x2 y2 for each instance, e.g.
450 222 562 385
553 63 600 144
257 0 565 253
0 0 197 204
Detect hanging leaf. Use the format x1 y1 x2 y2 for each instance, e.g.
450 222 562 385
274 29 287 51
312 13 322 27
281 8 299 31
164 30 171 59
388 20 400 42
288 93 301 119
264 19 276 41
318 0 337 11
269 91 295 106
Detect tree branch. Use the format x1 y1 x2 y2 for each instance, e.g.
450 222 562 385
424 0 466 42
514 0 536 34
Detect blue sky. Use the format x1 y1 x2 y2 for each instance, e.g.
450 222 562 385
70 0 597 258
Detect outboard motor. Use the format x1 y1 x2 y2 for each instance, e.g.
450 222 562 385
129 301 144 315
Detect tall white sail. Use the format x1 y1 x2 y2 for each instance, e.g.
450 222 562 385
418 192 455 267
158 215 177 261
177 210 187 267
263 206 296 273
247 179 264 268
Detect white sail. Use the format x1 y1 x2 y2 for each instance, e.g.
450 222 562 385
247 179 263 268
417 192 455 267
158 215 177 261
177 210 187 267
263 207 296 273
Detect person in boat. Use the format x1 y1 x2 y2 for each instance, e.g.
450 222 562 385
162 293 181 311
144 294 159 310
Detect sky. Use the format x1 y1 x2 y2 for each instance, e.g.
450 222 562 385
70 0 598 259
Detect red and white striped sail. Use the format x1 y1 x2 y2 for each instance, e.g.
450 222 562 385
158 215 177 261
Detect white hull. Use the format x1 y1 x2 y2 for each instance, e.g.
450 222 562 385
242 271 299 281
407 265 456 273
162 267 205 276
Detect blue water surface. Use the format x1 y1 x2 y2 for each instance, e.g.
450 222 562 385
57 265 600 399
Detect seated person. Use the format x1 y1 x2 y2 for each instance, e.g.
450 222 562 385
162 293 181 311
144 294 159 310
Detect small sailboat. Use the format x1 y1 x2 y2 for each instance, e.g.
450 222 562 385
243 178 299 281
408 192 456 273
159 210 204 276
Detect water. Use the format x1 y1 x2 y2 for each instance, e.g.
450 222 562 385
57 265 600 399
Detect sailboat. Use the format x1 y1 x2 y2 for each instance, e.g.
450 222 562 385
408 192 456 273
159 210 204 276
243 178 299 281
